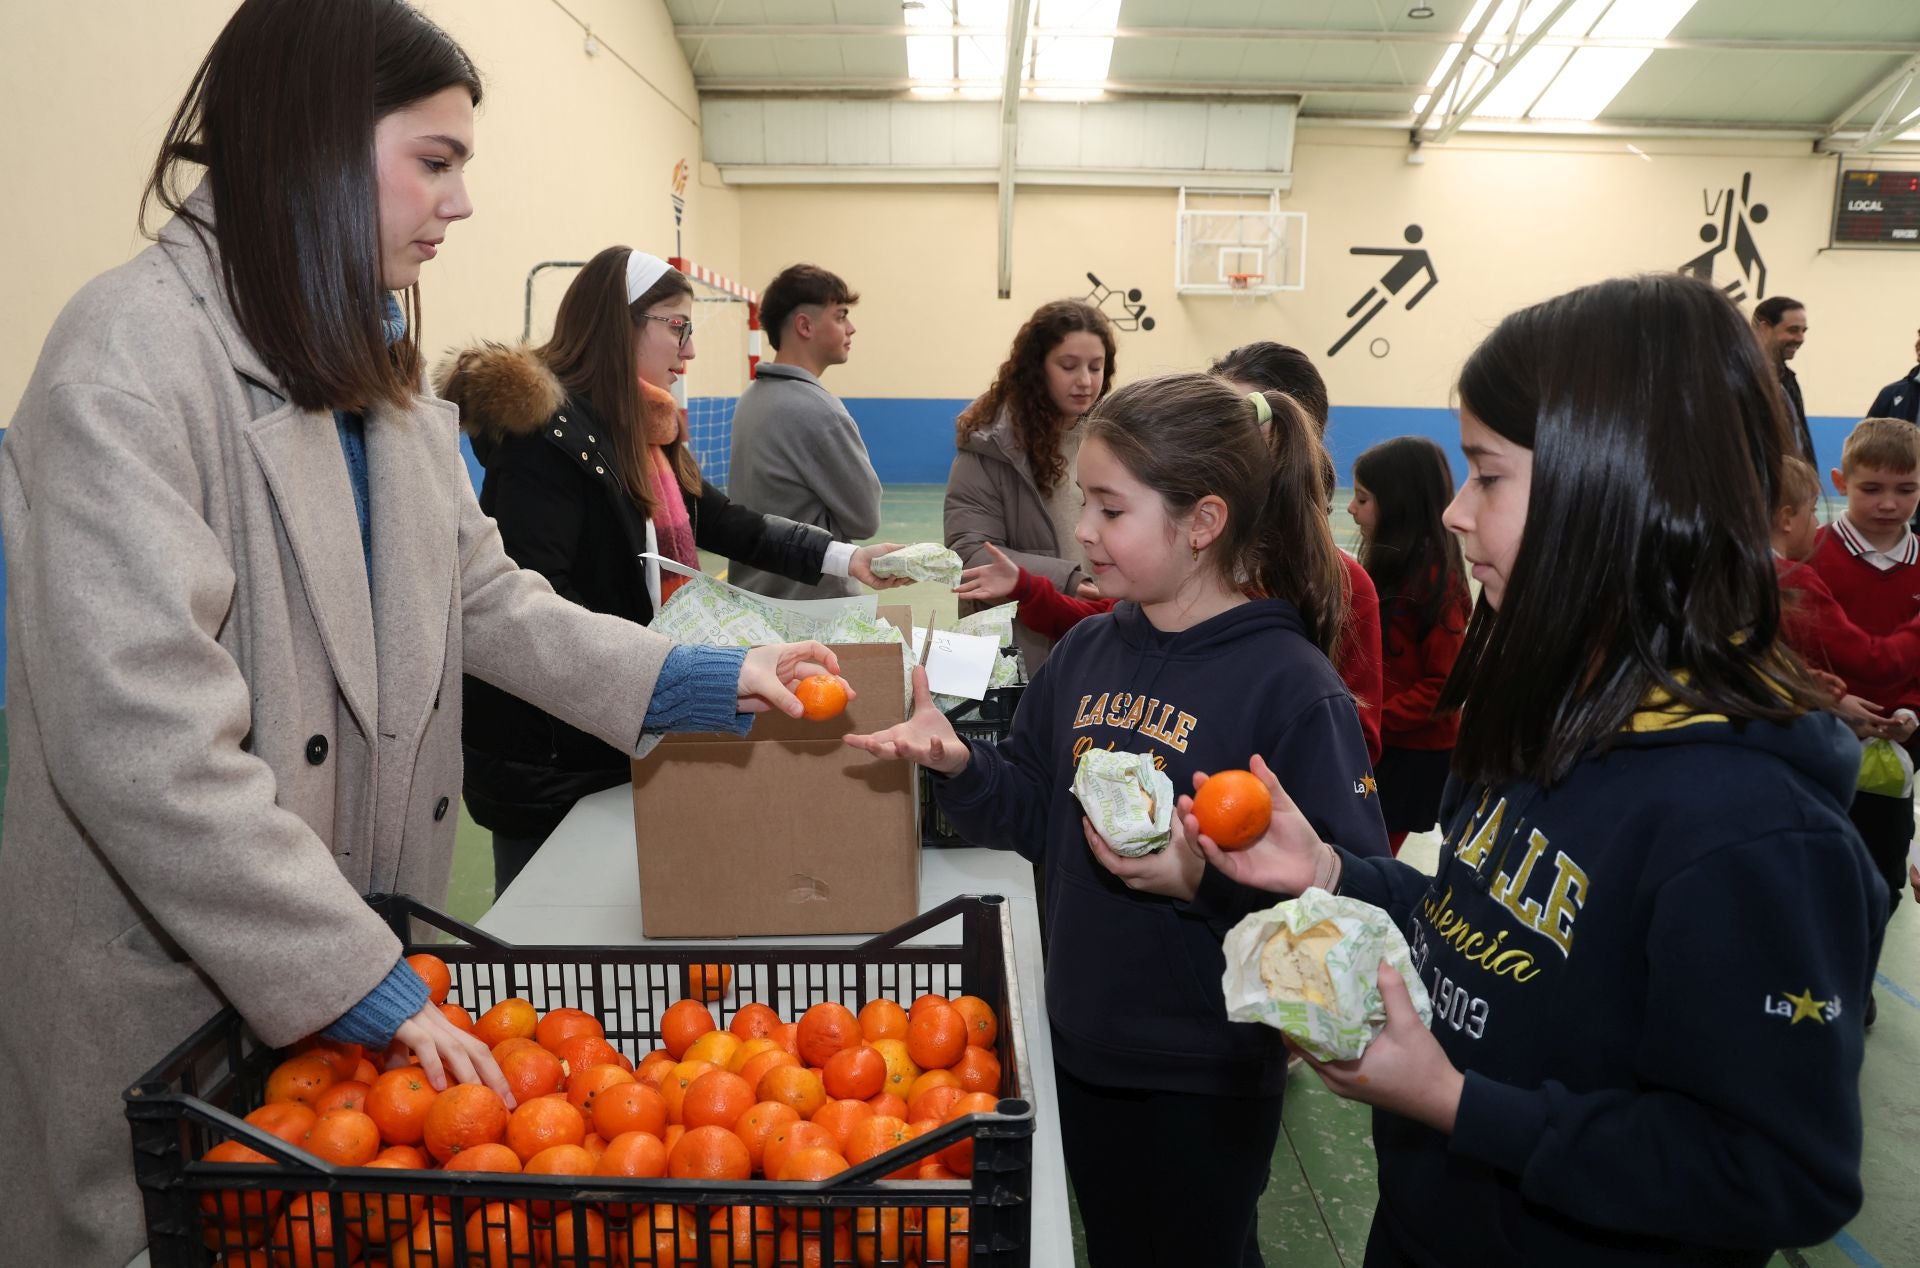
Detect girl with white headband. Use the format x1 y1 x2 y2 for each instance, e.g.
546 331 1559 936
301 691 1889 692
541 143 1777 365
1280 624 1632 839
438 246 906 890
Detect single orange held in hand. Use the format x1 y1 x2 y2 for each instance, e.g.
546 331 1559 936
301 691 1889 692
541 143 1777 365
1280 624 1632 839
1191 768 1273 849
793 674 849 721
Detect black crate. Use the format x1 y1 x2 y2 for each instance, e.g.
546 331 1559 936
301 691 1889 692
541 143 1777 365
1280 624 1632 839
126 893 1035 1267
920 684 1027 848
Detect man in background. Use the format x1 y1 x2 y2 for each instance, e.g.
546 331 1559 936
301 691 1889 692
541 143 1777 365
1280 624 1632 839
1868 323 1920 424
728 264 882 599
1753 295 1817 464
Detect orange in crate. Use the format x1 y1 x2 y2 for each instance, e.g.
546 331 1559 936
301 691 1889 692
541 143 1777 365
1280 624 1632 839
707 1204 778 1268
659 998 718 1059
795 1001 861 1067
440 1141 522 1173
733 1099 801 1174
498 1045 564 1101
300 1107 380 1167
761 1120 835 1180
594 1129 669 1178
859 998 909 1043
776 1145 849 1182
340 1158 425 1246
756 1064 827 1120
809 1098 874 1152
271 1191 360 1268
504 1095 585 1162
951 1046 1002 1096
591 1080 668 1140
462 1200 534 1268
533 1005 603 1053
729 1001 783 1040
681 1069 756 1132
263 1052 337 1107
1191 768 1273 849
822 1044 886 1101
951 994 999 1049
243 1101 316 1147
565 1063 636 1121
689 962 733 1000
421 1083 509 1163
364 1068 435 1146
404 953 452 1005
907 1003 968 1070
471 997 537 1048
668 1123 752 1180
310 1079 370 1116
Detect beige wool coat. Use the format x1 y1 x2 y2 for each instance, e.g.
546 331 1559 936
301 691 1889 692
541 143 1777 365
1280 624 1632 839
0 195 680 1267
943 407 1088 671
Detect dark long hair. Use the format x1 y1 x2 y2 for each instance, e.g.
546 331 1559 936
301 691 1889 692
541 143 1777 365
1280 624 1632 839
1210 342 1330 433
538 247 700 517
1084 375 1347 655
143 0 481 412
1354 437 1467 636
958 299 1116 497
1440 273 1824 787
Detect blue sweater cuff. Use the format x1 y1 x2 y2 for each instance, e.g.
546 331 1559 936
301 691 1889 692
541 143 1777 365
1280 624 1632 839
322 958 431 1049
644 645 752 736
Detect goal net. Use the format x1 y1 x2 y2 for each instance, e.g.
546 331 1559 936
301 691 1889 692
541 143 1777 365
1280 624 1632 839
669 258 761 494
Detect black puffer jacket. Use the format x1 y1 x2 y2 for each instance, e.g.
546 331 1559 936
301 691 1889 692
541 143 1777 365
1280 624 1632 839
437 343 831 836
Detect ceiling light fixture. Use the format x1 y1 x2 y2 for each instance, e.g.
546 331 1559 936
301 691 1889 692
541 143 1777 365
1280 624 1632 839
1408 5 1436 17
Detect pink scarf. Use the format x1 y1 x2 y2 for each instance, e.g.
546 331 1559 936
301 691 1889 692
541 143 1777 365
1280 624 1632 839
641 380 698 601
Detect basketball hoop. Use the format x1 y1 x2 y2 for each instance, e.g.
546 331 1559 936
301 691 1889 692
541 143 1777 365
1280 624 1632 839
1227 272 1263 292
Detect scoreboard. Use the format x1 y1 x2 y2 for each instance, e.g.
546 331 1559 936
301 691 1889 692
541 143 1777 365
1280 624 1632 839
1834 169 1920 247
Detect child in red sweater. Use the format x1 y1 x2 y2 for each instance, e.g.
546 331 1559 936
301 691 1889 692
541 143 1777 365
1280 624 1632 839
1349 437 1471 853
1804 419 1920 1024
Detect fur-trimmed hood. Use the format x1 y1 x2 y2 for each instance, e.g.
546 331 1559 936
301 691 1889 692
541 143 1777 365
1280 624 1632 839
434 342 566 443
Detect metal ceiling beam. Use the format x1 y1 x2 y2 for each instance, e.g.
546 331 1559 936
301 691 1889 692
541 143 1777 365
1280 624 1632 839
997 0 1036 300
1407 0 1504 139
673 25 1920 56
696 78 1394 97
1426 0 1583 147
1821 53 1920 140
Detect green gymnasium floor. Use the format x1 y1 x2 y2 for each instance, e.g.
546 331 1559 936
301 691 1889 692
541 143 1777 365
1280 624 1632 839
427 484 1914 1266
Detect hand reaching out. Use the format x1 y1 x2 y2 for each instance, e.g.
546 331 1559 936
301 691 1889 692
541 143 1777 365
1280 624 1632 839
844 665 970 775
954 543 1020 603
392 1003 516 1107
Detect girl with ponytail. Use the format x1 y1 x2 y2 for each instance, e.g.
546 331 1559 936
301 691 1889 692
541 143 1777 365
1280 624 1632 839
850 372 1388 1266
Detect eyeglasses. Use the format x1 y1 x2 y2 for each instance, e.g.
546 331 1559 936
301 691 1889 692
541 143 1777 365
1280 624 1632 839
640 314 694 348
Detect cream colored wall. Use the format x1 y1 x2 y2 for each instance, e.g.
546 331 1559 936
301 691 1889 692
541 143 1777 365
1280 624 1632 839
0 0 739 421
737 127 1920 418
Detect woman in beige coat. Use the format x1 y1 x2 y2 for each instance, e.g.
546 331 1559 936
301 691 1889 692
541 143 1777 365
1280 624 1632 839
0 3 832 1264
943 299 1117 670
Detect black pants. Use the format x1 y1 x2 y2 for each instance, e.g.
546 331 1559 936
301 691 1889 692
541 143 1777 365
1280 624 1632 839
1056 1064 1283 1267
491 830 552 899
1847 788 1911 920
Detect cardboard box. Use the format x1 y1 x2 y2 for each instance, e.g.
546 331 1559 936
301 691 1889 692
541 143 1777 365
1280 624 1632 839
632 607 919 937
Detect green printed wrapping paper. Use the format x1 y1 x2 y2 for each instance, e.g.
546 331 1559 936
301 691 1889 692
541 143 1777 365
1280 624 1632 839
1071 749 1174 857
1221 888 1433 1062
869 542 964 587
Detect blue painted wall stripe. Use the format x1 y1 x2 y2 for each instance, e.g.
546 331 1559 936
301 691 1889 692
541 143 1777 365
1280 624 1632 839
830 398 1864 488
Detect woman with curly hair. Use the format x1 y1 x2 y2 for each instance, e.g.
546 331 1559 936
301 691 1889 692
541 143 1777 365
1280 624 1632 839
945 299 1116 669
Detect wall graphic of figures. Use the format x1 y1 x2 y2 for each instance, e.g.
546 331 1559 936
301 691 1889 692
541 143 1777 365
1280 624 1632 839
1083 272 1155 331
1329 225 1438 357
1679 172 1768 302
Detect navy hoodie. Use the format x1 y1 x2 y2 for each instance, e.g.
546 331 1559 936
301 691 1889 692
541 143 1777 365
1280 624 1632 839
1335 701 1885 1266
934 599 1389 1097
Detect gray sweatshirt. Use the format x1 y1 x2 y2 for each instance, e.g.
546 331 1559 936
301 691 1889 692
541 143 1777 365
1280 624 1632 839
727 361 883 599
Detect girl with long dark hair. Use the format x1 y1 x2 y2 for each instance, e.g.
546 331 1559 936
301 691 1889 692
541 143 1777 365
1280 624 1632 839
855 373 1386 1266
1187 274 1881 1267
437 246 905 891
1350 437 1470 850
0 5 831 1260
945 298 1116 670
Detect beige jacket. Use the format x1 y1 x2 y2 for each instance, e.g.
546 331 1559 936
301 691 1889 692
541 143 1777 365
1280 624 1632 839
0 195 676 1267
942 406 1086 671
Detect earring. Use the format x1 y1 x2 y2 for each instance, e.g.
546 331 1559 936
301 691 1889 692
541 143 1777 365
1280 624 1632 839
1191 541 1200 561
